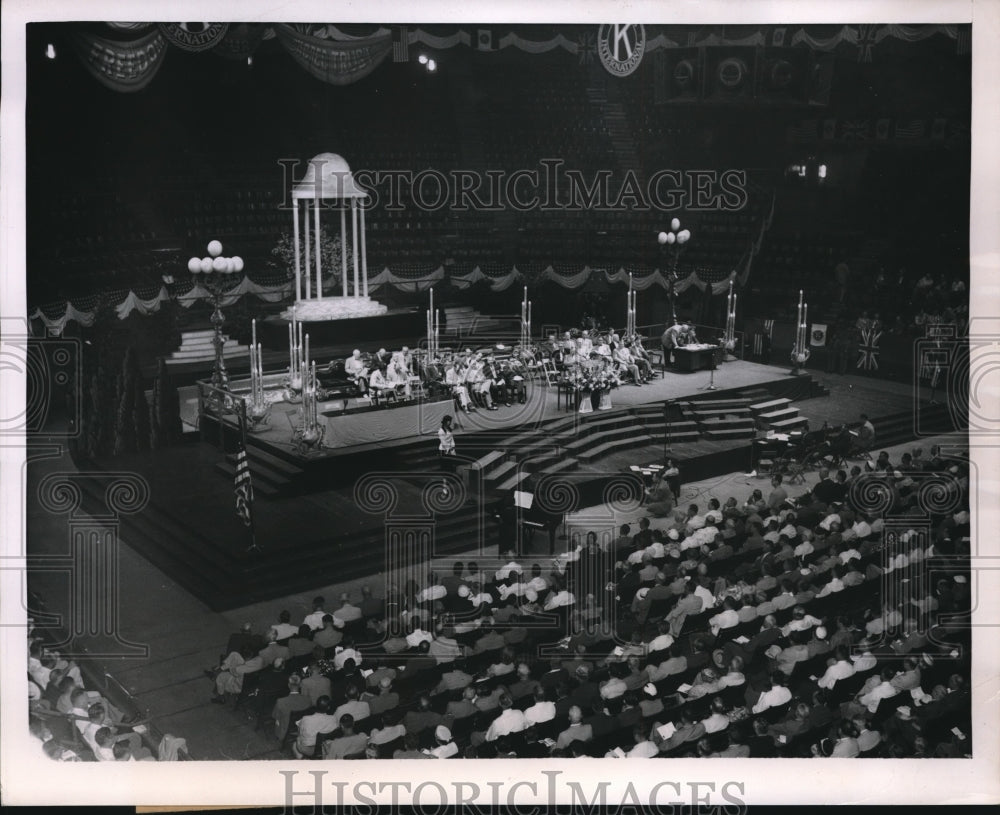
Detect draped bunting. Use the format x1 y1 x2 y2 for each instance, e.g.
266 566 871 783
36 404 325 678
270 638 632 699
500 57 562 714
212 23 267 60
273 24 392 86
497 31 577 54
367 266 445 293
70 28 169 93
408 29 473 50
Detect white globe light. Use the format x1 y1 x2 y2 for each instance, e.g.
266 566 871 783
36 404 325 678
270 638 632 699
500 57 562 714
200 257 213 274
212 256 227 272
427 59 437 72
657 232 668 245
678 229 691 243
665 232 676 245
670 218 681 231
232 256 244 273
207 240 223 258
225 258 235 273
418 54 428 64
188 257 201 273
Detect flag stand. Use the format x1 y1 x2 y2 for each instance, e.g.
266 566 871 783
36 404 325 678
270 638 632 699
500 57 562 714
236 399 261 554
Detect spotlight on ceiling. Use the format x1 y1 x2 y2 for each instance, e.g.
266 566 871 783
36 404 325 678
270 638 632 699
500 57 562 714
45 43 56 59
418 54 428 65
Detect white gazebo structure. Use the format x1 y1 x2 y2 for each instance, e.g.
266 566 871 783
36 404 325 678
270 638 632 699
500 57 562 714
282 153 387 321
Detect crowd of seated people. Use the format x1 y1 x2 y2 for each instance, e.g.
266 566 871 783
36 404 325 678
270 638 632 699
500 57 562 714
26 620 187 761
200 443 971 760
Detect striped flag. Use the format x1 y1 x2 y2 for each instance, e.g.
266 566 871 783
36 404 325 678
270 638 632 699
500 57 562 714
392 25 409 62
234 414 254 528
895 119 925 139
764 319 775 339
857 329 882 371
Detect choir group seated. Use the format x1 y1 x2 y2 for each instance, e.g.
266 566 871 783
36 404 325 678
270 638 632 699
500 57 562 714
197 444 971 759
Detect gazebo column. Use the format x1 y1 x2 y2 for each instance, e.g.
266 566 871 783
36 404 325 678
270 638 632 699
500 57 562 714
352 198 359 298
292 199 301 302
360 202 368 297
340 203 348 297
314 194 322 299
303 199 311 299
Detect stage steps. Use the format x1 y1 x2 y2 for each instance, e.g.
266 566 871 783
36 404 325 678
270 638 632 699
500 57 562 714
748 396 809 431
576 433 655 463
165 329 247 367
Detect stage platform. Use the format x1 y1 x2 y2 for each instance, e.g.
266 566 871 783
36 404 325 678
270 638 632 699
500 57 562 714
66 362 959 610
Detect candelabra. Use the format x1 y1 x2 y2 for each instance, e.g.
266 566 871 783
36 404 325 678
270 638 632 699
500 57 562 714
520 286 532 349
292 342 325 455
657 218 692 325
187 240 245 414
790 289 810 375
287 314 305 394
246 318 270 430
722 280 738 361
625 273 638 337
427 287 440 357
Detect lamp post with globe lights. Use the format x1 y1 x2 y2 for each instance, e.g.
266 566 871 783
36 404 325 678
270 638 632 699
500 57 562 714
186 240 245 412
657 218 692 325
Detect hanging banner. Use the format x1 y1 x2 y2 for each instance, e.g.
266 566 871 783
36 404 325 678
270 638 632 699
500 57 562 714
70 28 169 93
274 24 392 86
810 323 828 347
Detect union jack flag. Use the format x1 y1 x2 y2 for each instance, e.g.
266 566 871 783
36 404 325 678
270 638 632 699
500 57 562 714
234 413 254 528
857 329 882 370
841 120 870 141
895 119 925 139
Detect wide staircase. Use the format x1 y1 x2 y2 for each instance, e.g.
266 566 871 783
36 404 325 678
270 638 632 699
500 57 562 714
165 328 247 367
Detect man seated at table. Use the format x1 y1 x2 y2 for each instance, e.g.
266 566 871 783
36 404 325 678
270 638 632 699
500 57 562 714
679 323 698 346
368 366 397 405
344 349 369 395
387 354 412 399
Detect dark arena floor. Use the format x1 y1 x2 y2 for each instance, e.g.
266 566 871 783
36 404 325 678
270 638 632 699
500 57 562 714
6 6 995 810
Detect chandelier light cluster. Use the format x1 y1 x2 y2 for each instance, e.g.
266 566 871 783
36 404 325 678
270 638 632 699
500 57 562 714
187 240 244 275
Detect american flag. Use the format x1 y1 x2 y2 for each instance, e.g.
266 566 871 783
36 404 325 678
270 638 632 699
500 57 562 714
895 119 925 139
857 329 882 371
392 25 409 62
764 319 775 339
234 414 254 528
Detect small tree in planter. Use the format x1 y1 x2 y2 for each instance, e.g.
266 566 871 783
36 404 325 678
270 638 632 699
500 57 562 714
270 225 354 295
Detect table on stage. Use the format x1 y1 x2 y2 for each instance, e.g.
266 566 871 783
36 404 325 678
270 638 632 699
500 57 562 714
673 344 721 372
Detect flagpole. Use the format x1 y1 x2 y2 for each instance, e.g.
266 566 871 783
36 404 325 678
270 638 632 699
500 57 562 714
239 399 260 553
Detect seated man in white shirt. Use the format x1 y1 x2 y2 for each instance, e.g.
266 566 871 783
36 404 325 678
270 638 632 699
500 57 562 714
367 366 396 404
445 362 472 411
343 350 369 393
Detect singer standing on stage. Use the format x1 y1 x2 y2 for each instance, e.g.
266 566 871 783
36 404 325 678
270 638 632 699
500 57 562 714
438 415 457 486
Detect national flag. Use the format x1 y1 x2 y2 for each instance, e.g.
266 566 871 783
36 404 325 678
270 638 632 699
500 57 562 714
234 416 254 528
822 119 837 140
392 25 409 62
763 319 775 339
857 329 882 370
810 323 827 347
752 332 770 360
895 119 925 139
841 120 870 141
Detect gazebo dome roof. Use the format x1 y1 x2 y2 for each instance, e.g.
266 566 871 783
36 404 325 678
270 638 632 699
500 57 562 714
292 152 367 199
